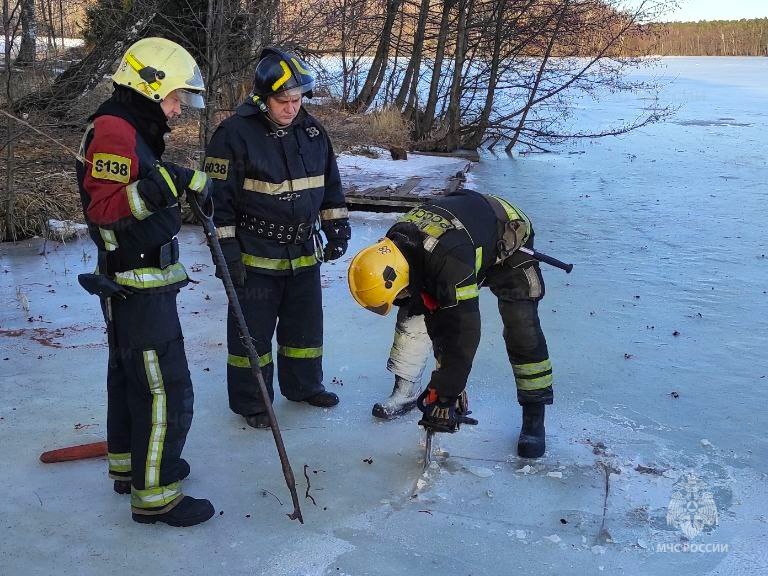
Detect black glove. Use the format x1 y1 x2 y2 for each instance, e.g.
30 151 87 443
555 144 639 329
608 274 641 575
136 164 180 210
216 238 246 287
165 163 212 207
321 218 351 262
323 237 348 261
416 388 471 433
77 273 130 300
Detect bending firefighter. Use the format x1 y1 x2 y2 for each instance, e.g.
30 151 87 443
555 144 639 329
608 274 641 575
348 189 554 458
75 38 215 526
205 48 350 429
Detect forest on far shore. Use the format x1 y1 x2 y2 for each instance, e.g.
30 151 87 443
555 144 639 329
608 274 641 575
629 18 768 56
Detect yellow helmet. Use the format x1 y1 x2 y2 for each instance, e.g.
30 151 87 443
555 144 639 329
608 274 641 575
112 37 205 108
348 238 410 316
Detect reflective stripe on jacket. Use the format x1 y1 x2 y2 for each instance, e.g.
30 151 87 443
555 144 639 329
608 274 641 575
205 102 348 276
75 113 188 292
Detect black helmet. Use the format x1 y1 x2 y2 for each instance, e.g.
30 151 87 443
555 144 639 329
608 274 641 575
253 47 315 99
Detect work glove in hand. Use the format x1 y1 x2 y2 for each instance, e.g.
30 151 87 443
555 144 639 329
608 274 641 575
321 219 351 262
416 388 470 433
216 238 246 287
323 237 348 261
137 164 181 210
165 163 212 207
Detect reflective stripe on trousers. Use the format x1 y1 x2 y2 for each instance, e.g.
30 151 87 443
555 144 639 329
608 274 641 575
226 268 324 415
105 290 193 509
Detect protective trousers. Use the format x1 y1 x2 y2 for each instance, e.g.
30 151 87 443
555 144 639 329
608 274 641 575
387 306 432 384
103 290 193 510
226 267 324 416
486 259 553 404
388 260 553 405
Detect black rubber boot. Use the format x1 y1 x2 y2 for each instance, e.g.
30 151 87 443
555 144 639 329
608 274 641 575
114 458 191 494
517 403 546 458
303 390 339 408
132 495 215 527
245 413 271 429
372 376 420 420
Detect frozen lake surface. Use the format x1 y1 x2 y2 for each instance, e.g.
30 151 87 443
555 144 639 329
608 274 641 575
1 57 766 575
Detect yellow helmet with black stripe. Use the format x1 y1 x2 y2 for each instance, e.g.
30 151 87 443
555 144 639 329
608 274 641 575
112 37 205 108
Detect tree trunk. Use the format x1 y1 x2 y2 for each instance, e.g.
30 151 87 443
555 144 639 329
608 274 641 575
460 0 508 149
3 0 17 240
506 1 568 152
14 0 36 66
349 0 403 112
394 0 430 111
418 0 456 138
384 5 407 106
436 0 471 150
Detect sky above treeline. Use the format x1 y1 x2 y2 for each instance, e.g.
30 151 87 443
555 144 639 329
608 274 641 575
635 0 768 22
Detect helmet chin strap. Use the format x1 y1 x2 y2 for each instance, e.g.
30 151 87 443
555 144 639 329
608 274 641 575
251 94 294 134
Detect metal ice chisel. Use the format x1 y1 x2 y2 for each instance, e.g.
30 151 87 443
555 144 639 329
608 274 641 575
423 429 434 470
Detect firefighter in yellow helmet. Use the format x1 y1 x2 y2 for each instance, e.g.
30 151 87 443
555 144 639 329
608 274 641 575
349 189 555 458
75 37 214 526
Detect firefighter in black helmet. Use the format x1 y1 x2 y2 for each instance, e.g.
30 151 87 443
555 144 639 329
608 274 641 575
205 48 350 429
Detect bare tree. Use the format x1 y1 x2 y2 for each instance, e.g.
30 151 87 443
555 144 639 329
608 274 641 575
14 0 34 66
348 0 403 112
394 0 430 113
13 0 160 115
420 0 457 136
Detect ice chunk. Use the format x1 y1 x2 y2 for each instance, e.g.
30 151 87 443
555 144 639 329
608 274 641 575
468 466 494 478
46 219 88 241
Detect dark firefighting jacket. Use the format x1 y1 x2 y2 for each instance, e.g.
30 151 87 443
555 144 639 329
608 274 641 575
388 189 535 397
75 94 188 292
204 99 349 275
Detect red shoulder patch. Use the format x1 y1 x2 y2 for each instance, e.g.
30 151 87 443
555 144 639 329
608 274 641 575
83 115 139 225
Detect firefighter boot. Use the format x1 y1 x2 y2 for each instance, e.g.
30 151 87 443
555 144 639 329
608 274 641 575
132 495 215 527
517 403 546 458
372 376 421 420
303 390 339 407
245 413 271 429
114 459 191 494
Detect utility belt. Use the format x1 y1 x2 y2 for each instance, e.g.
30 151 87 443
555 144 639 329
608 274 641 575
98 237 179 275
237 213 315 244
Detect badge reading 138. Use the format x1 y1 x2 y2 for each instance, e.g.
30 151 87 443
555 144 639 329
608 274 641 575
204 156 230 180
91 153 131 184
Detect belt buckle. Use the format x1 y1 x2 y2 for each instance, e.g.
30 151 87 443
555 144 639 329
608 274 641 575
294 222 311 244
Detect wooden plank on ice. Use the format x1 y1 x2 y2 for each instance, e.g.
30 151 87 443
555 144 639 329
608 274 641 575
344 162 472 213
